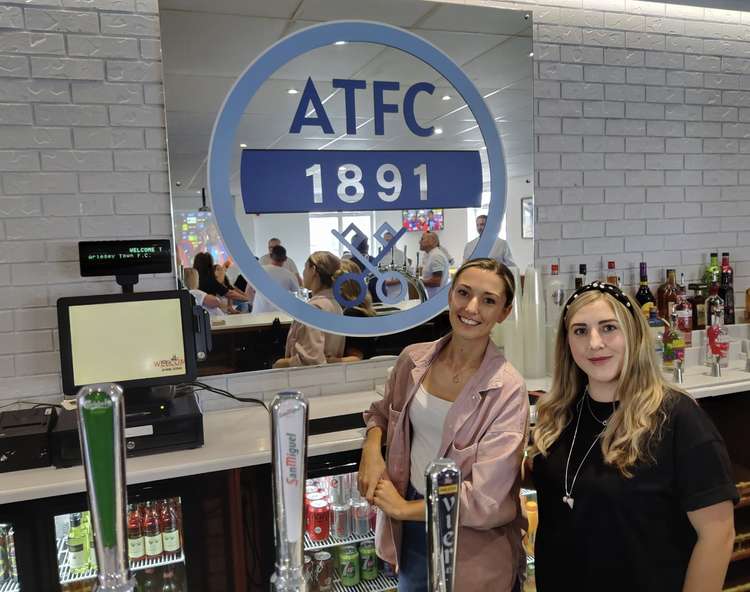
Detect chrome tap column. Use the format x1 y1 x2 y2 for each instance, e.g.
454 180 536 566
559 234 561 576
270 390 309 592
76 383 135 592
425 459 461 592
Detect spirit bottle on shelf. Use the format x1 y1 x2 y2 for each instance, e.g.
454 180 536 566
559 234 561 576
704 252 721 287
635 262 656 315
159 499 181 555
67 513 89 575
606 260 619 287
128 504 145 561
143 502 163 559
657 269 679 320
720 252 735 325
706 282 729 368
546 264 565 326
663 312 685 370
673 288 693 347
647 308 665 361
688 283 708 331
574 264 587 290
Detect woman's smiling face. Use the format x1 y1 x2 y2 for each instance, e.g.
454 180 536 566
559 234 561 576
448 267 511 340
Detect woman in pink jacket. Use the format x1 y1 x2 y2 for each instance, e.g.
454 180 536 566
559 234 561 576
360 258 529 592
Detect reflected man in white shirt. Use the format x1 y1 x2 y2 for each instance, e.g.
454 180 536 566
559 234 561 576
252 245 300 314
259 237 303 285
463 214 515 267
419 231 449 299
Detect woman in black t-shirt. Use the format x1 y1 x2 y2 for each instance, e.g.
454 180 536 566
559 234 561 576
192 252 248 310
529 282 737 592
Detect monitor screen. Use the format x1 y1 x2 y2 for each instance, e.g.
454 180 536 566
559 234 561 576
402 209 445 232
57 291 197 394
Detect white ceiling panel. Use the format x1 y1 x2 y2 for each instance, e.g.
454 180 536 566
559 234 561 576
159 0 301 19
295 0 434 27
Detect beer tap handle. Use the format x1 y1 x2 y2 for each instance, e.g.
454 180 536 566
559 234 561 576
77 384 134 592
270 390 309 592
425 459 461 592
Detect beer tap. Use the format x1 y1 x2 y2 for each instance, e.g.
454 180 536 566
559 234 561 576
76 383 135 592
270 390 309 592
425 459 461 592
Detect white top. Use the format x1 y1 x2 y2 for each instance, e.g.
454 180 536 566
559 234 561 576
259 254 301 279
409 384 453 495
463 236 515 268
252 264 300 314
189 289 225 316
421 248 450 299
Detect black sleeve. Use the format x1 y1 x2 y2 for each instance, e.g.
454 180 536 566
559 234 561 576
200 276 229 296
672 397 739 512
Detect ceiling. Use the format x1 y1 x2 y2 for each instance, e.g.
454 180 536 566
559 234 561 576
158 0 534 203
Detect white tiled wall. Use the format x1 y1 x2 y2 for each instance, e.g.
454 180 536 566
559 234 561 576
3 0 750 404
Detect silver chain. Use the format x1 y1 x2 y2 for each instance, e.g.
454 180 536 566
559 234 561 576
563 395 607 507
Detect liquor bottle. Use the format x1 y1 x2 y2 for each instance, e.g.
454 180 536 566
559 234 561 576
546 264 565 325
688 283 708 331
128 504 145 562
663 313 685 370
160 568 177 592
704 252 720 286
635 262 656 315
143 502 163 559
720 252 735 325
606 260 619 286
657 269 679 320
574 264 587 290
647 308 665 361
81 511 96 571
706 283 730 368
159 499 181 555
67 513 89 575
673 288 693 346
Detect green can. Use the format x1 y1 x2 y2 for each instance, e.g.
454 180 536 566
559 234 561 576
359 540 378 581
339 544 360 586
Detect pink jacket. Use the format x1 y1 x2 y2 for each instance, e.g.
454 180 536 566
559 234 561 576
363 336 529 591
284 288 345 366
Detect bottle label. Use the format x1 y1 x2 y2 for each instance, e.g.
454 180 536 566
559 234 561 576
696 304 706 326
163 529 180 553
145 534 163 556
128 536 145 559
68 545 86 569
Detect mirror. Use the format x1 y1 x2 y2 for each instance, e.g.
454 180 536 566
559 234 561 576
158 0 533 375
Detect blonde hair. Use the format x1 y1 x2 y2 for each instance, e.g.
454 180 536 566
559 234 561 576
334 259 375 316
306 251 340 288
183 267 199 290
530 289 684 476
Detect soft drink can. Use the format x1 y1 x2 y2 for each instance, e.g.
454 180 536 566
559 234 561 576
313 551 333 592
359 541 378 581
339 544 360 586
303 554 315 591
330 502 351 539
370 505 377 531
307 500 330 541
351 499 370 537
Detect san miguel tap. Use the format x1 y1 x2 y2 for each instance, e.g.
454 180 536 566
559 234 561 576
270 390 309 592
76 384 135 592
425 459 461 592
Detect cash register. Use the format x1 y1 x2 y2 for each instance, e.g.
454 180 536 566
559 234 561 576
52 288 205 467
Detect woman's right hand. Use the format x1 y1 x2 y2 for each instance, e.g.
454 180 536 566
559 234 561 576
359 432 386 503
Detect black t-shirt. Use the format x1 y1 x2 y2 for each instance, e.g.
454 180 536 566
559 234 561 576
199 274 228 297
531 391 737 592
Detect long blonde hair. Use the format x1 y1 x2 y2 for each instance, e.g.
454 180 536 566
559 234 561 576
530 289 683 476
334 259 375 316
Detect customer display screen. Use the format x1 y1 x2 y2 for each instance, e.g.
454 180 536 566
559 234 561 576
68 299 187 386
79 240 173 277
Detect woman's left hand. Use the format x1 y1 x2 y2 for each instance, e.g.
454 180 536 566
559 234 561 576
373 479 407 520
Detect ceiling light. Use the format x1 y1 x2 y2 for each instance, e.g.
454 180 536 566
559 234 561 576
434 128 443 135
287 88 299 95
529 52 534 57
441 95 451 101
240 143 247 148
334 40 347 46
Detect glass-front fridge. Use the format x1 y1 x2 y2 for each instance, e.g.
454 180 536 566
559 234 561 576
54 498 187 592
0 523 20 592
303 468 397 592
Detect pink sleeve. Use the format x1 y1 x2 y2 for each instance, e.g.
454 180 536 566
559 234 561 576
459 383 529 529
288 322 327 366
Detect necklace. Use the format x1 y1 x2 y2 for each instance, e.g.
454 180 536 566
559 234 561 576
562 396 606 510
585 387 616 426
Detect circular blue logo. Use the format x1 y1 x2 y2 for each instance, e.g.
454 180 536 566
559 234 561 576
208 20 507 336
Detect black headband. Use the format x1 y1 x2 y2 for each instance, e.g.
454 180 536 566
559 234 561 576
563 281 636 320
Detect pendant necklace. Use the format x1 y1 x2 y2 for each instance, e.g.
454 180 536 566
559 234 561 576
562 392 608 510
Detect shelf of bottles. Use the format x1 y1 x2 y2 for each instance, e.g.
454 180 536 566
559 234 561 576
54 497 185 586
0 524 19 592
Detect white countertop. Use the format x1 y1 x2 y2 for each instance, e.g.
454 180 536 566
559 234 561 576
0 391 379 506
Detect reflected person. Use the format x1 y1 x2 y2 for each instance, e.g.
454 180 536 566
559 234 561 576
252 245 300 315
418 231 449 299
360 259 528 592
327 259 376 363
463 214 515 267
259 237 302 286
273 251 345 368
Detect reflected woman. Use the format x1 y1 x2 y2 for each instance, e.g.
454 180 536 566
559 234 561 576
360 258 528 592
327 258 376 363
273 251 345 368
529 282 737 592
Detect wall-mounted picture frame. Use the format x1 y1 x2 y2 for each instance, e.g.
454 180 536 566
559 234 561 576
521 197 533 239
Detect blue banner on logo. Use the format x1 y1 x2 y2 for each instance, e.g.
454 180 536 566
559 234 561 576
240 149 482 214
